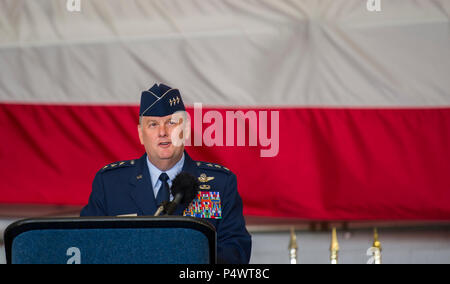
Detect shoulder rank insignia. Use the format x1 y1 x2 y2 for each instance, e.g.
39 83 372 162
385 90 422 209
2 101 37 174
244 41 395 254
183 191 222 219
198 173 215 183
101 159 135 172
196 161 231 173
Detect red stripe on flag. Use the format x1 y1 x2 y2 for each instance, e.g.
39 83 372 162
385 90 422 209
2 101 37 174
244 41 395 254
1 103 450 220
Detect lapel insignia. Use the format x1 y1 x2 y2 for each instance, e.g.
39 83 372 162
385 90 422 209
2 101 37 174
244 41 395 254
136 174 143 180
198 173 215 183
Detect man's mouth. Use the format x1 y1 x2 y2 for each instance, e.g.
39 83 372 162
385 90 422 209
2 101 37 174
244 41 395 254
158 142 171 148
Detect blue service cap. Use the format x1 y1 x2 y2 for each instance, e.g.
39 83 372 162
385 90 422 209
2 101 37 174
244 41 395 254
139 83 185 117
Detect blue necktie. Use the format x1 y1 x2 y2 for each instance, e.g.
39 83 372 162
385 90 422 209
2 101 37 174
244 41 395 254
156 173 170 206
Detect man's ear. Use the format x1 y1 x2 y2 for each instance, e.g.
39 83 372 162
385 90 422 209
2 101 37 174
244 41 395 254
137 124 144 145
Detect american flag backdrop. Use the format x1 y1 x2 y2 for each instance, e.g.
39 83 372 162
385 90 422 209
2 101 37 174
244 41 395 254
1 0 450 220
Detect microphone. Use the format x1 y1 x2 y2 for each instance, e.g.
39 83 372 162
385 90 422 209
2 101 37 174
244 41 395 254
165 172 199 215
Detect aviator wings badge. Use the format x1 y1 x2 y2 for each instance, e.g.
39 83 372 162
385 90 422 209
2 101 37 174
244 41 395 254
198 173 215 183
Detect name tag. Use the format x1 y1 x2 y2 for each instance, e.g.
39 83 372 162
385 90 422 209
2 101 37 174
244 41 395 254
183 191 222 219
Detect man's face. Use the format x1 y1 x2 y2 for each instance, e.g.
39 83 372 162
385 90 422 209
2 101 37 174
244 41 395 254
138 114 185 169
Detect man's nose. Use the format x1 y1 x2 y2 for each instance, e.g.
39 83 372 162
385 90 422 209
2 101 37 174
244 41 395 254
158 124 168 137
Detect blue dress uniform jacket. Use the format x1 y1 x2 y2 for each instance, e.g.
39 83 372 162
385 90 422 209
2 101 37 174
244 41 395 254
80 151 252 264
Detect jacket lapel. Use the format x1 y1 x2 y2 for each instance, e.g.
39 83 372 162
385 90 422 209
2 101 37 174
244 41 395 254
173 151 200 215
129 152 199 216
129 154 158 216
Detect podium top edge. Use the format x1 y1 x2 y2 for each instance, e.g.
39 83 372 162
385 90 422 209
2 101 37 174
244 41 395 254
3 216 216 245
3 216 218 264
5 215 215 232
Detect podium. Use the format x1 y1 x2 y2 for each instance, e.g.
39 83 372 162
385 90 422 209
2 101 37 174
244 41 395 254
4 216 216 264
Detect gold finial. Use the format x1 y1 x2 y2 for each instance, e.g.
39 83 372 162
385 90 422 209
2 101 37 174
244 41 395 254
330 227 339 264
288 227 298 264
373 228 381 250
371 228 382 264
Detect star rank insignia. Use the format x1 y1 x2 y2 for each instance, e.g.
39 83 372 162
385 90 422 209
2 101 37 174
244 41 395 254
169 96 181 106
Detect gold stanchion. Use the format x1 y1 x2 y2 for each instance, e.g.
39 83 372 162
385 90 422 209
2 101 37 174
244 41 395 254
288 227 298 264
367 228 382 264
330 227 339 264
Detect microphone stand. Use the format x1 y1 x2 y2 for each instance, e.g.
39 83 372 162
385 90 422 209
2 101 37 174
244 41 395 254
164 193 183 215
154 201 169 216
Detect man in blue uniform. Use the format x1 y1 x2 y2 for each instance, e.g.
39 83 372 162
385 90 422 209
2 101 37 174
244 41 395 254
81 83 251 264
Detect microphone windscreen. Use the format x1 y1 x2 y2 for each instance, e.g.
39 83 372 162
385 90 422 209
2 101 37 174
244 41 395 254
171 172 199 205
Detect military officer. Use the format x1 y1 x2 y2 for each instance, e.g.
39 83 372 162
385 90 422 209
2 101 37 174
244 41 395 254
80 83 251 264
